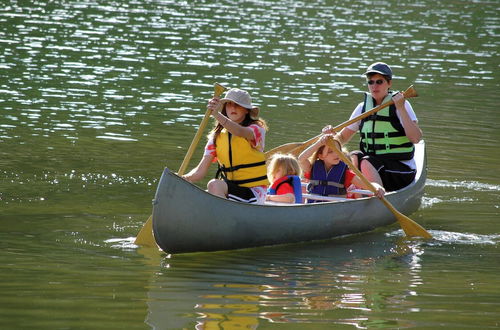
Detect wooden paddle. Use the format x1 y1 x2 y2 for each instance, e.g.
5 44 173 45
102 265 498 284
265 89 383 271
134 83 229 247
265 85 418 159
325 136 432 238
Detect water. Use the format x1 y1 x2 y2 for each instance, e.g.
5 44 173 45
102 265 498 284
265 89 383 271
1 0 499 328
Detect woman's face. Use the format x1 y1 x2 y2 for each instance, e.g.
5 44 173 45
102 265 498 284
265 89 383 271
225 101 248 123
367 73 392 101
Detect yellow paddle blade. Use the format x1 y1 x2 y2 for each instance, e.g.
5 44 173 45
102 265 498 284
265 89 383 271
399 216 433 238
325 136 432 239
134 215 157 247
381 198 432 238
265 142 303 159
288 137 320 157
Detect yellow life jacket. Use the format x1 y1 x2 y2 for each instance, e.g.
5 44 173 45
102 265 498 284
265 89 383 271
215 129 269 187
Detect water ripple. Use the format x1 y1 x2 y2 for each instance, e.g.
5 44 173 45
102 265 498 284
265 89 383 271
1 1 499 329
427 179 500 192
427 230 500 246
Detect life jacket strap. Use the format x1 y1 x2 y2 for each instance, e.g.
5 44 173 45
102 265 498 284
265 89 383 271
219 160 267 173
363 131 406 139
364 141 414 151
226 175 269 186
308 179 344 189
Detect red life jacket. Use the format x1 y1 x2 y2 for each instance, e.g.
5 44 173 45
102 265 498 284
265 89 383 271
268 175 303 203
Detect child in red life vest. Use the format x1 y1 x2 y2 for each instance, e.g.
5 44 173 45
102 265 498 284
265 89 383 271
266 153 303 203
298 135 385 201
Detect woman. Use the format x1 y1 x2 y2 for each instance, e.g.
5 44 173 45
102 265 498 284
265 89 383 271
332 62 422 191
182 88 269 204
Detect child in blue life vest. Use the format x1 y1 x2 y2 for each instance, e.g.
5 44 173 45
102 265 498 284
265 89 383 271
298 134 385 202
266 153 303 203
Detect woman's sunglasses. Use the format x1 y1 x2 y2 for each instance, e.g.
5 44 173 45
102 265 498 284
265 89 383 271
367 79 385 85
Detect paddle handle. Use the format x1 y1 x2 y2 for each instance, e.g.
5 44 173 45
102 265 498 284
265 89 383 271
296 85 418 154
177 83 227 176
334 85 417 132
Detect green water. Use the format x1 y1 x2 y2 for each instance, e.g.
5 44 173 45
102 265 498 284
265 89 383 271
1 0 499 328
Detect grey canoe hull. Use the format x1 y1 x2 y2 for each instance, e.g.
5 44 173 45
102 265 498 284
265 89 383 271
152 141 427 254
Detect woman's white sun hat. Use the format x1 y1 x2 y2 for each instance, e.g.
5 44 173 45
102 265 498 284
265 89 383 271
218 88 260 120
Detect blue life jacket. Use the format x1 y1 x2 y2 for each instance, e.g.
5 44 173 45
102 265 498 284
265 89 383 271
268 175 303 203
307 160 347 200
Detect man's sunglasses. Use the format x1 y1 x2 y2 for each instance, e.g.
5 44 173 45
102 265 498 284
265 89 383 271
367 79 385 85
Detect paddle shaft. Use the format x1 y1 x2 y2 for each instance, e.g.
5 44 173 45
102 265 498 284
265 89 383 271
134 83 228 247
178 83 228 175
177 109 211 175
271 85 418 158
325 136 432 238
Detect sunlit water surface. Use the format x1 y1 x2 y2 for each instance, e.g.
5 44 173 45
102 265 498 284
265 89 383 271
1 0 499 328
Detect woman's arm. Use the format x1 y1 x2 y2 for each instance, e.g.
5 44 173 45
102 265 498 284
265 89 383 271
393 93 422 143
211 110 256 140
335 127 357 145
207 97 255 141
182 154 214 183
266 192 295 203
298 138 323 173
351 175 385 198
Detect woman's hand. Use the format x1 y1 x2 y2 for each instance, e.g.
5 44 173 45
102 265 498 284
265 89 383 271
371 182 386 199
392 92 406 111
322 125 334 134
207 97 221 115
319 133 334 145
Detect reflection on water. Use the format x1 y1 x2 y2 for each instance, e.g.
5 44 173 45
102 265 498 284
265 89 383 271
1 0 499 329
145 235 430 328
144 231 500 328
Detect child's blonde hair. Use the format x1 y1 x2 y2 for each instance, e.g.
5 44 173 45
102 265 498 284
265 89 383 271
267 153 302 180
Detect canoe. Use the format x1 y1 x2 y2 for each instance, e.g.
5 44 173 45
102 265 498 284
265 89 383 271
152 141 427 254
